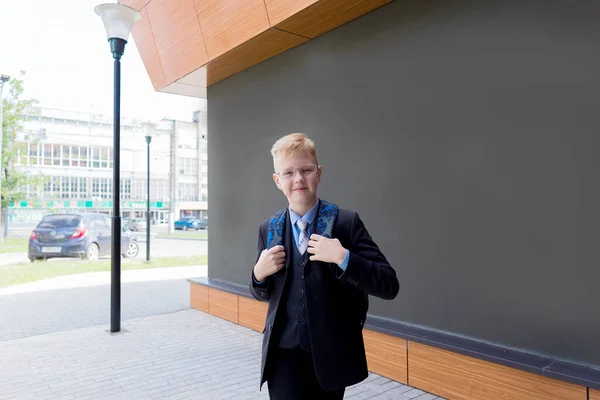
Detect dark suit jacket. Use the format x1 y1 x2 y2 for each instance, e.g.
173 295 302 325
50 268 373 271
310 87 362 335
249 207 400 391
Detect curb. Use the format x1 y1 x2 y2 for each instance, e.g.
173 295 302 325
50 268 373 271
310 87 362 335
156 236 207 241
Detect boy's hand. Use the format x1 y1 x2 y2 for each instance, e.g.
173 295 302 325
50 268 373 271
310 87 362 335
307 234 347 264
254 245 286 282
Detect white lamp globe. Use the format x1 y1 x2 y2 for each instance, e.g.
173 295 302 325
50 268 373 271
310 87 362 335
94 3 141 42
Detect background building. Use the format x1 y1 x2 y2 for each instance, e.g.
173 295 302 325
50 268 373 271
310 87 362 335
9 106 207 226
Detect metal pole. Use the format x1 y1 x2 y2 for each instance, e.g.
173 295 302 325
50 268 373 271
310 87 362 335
0 77 7 246
146 135 151 261
110 38 125 333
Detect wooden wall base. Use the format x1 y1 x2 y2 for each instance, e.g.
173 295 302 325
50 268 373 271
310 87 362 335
190 283 591 400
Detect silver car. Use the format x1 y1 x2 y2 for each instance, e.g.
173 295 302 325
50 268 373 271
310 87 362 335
125 219 146 231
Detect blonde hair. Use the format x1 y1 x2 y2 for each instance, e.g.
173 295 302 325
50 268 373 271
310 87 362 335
271 133 318 166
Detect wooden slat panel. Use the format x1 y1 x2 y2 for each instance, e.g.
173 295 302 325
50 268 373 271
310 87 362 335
363 329 408 384
208 288 238 324
275 0 392 39
194 0 270 60
190 283 209 312
264 0 318 27
207 28 308 85
408 341 586 400
590 389 600 400
118 0 151 11
146 0 209 85
238 297 268 332
130 7 167 91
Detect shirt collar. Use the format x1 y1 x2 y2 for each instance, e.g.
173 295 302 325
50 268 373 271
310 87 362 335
289 198 319 227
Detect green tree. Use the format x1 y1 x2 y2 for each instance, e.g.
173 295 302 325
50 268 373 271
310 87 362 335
1 72 40 235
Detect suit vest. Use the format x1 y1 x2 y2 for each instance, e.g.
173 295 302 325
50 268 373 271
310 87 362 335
276 232 311 351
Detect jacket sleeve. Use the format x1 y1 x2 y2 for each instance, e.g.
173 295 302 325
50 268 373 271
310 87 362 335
337 212 399 300
249 222 273 302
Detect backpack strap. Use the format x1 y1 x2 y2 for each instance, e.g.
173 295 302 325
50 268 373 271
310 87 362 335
266 207 287 248
266 199 339 248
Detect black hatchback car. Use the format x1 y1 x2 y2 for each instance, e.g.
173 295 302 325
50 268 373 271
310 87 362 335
28 213 139 262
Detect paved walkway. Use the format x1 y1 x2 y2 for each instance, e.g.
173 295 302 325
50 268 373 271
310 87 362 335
0 266 206 342
0 268 444 400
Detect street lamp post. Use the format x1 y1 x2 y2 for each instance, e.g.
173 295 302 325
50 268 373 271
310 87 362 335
142 122 155 262
145 135 151 262
95 3 141 333
0 74 10 246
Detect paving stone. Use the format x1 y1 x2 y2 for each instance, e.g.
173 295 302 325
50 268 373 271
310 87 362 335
0 272 444 400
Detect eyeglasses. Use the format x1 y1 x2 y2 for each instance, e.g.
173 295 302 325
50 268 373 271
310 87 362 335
276 164 320 180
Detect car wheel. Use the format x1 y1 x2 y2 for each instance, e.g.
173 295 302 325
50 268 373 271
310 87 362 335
29 258 36 263
122 241 139 258
84 243 99 261
183 225 188 231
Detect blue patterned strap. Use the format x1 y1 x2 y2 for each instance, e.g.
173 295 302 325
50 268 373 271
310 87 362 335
315 200 338 239
266 208 287 249
266 200 338 248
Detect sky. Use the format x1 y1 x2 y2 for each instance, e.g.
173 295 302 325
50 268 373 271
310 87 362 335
0 0 205 122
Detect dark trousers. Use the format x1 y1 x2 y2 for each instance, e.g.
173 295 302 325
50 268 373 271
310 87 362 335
267 347 345 400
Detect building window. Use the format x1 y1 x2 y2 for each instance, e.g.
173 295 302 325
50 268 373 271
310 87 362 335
53 144 60 166
120 179 131 199
61 177 69 198
43 144 52 166
178 158 198 176
71 146 79 167
62 145 70 166
80 147 88 167
29 143 39 165
92 177 112 199
80 177 87 197
92 148 101 168
178 183 198 201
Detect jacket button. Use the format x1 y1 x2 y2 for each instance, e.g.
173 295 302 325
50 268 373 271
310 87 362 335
354 281 359 286
347 278 352 283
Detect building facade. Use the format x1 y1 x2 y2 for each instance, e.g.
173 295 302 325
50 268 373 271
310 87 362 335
124 0 600 399
9 106 207 225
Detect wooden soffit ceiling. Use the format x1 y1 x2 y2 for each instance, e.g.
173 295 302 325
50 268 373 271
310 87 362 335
119 0 392 98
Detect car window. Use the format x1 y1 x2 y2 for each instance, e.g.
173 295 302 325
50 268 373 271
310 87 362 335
97 217 109 229
88 216 107 229
38 215 82 228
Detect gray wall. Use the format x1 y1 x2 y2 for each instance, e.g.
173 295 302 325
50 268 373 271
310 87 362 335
208 0 600 367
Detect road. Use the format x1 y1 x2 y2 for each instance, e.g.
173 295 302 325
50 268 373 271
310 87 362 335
6 222 177 238
0 237 207 266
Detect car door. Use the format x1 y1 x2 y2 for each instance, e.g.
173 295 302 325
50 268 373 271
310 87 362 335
103 215 120 255
93 216 111 256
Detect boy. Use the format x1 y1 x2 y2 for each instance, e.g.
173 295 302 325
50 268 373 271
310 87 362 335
250 133 399 399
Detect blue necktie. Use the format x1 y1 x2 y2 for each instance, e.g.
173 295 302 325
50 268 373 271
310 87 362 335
297 219 309 255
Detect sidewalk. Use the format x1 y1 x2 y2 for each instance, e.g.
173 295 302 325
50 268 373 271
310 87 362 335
0 309 443 400
0 267 444 400
0 265 207 296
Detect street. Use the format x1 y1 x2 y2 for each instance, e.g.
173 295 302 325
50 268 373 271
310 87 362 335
6 221 186 239
0 224 207 266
